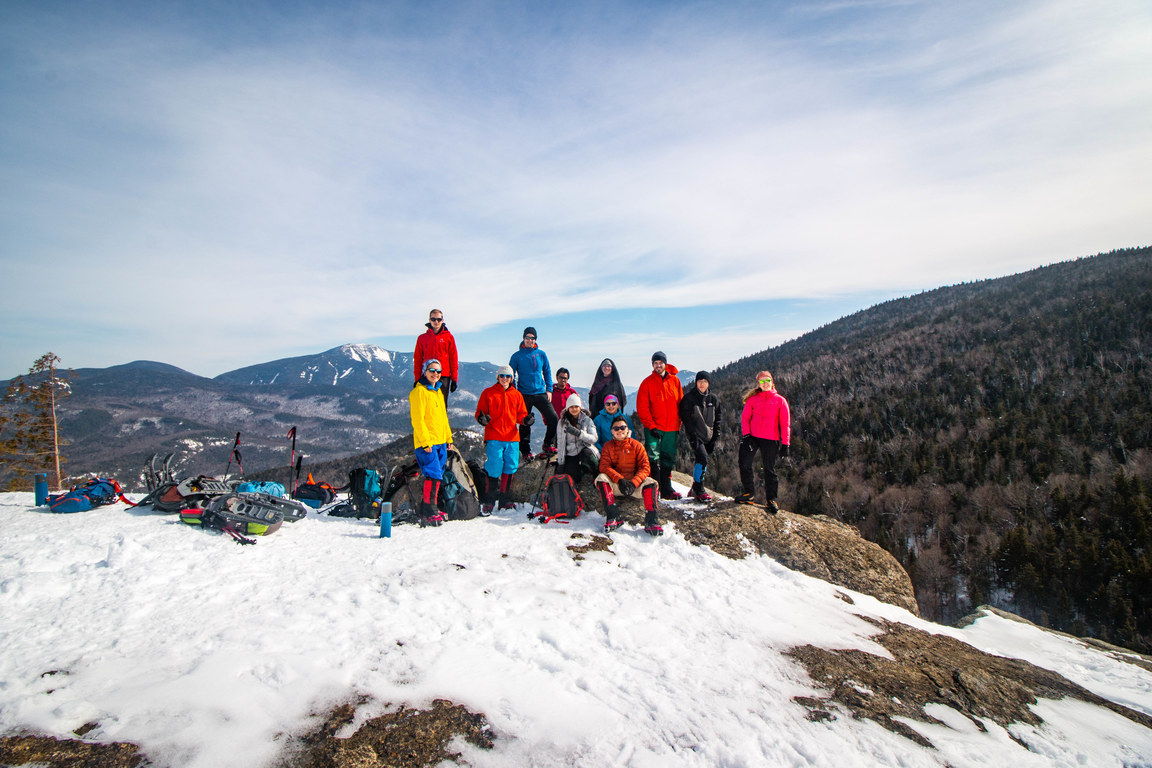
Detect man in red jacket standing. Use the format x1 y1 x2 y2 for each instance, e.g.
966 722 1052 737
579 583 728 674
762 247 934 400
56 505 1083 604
636 351 684 500
414 309 459 405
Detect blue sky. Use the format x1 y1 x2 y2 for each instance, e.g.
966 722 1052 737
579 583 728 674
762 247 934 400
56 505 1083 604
2 0 1150 387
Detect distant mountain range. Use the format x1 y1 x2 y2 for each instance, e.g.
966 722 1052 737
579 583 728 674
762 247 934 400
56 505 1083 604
6 344 497 489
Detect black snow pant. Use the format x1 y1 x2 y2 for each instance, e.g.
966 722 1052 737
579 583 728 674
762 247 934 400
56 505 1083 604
559 447 598 484
519 392 558 456
739 435 780 502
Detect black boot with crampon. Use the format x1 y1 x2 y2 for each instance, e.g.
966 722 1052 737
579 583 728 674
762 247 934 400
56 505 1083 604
642 484 663 536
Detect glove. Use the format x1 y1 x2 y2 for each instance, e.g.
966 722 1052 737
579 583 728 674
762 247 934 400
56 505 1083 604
449 378 458 393
477 413 491 426
521 413 535 426
564 423 581 437
618 479 636 497
649 428 663 440
779 444 790 459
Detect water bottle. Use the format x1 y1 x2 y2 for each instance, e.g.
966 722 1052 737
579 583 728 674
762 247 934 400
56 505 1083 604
379 500 391 538
34 473 48 506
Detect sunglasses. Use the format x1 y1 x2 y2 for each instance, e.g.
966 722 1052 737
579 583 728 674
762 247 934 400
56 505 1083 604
759 377 772 384
498 374 512 379
427 368 442 374
429 317 444 322
611 426 627 432
524 336 536 341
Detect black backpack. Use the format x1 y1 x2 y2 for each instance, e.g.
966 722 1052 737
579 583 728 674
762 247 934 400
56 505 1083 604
346 468 383 519
439 447 481 521
529 474 584 524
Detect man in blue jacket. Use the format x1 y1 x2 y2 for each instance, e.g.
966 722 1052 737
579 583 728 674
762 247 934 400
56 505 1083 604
509 326 558 459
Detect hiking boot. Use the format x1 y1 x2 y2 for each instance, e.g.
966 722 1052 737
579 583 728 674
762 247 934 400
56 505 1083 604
603 504 623 532
734 491 755 505
543 446 558 457
658 466 681 500
765 500 779 513
419 510 446 527
660 487 683 500
499 499 516 511
688 482 712 502
480 503 495 516
643 508 663 536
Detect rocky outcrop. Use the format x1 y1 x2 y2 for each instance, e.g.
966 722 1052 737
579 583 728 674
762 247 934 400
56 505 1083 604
510 462 920 615
788 615 1152 748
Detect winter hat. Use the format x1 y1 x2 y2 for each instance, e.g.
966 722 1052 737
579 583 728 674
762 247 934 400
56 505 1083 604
422 358 442 374
604 394 619 405
565 393 582 410
695 371 711 383
523 326 538 339
497 364 514 377
651 351 667 363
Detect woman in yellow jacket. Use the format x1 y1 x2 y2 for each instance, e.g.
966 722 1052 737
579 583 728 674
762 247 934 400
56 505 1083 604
409 358 454 526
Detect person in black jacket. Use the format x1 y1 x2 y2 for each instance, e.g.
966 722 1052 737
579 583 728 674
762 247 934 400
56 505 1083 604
587 358 627 418
679 370 721 501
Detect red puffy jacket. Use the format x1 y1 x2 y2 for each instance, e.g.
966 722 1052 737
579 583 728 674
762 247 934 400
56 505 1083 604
476 383 528 442
636 364 683 432
414 325 459 383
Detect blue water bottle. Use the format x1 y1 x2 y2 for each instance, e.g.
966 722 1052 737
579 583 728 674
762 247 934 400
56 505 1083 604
379 500 392 538
34 473 48 506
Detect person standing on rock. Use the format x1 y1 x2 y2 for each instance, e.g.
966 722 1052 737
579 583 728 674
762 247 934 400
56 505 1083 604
409 358 453 526
736 370 790 511
549 368 577 417
475 365 530 513
588 358 627 418
679 370 720 501
509 326 558 460
595 416 662 536
413 309 458 406
636 351 684 500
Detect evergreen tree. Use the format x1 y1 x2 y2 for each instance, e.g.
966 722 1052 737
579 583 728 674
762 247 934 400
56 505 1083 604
1 353 73 491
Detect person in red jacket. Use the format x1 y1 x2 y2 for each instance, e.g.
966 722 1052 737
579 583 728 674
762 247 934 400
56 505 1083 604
737 369 791 511
414 309 459 405
636 351 684 500
475 365 531 513
550 368 577 416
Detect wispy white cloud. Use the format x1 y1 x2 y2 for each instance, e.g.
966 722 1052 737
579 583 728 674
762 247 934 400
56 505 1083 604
1 0 1149 377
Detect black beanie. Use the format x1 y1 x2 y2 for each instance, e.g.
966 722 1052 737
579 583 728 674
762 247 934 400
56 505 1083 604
651 351 667 363
523 326 537 339
695 370 710 383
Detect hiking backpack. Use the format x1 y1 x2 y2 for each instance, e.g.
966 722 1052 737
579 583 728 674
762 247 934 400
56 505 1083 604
346 468 383 519
440 447 481 521
529 473 584 524
46 477 129 513
292 473 337 508
380 462 421 526
236 481 287 497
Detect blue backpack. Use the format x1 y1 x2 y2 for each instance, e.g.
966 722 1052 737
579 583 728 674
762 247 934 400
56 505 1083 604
46 478 123 513
236 481 286 497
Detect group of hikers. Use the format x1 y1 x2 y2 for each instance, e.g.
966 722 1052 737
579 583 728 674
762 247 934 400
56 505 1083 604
410 309 791 534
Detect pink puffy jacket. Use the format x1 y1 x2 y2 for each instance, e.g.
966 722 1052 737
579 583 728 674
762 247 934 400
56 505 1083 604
741 390 790 444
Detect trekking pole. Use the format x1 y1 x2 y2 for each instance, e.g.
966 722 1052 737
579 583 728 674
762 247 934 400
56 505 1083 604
294 455 303 495
223 432 241 481
287 426 297 493
528 458 555 518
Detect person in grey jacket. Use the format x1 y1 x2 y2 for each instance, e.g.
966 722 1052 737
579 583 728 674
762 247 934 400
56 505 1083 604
555 394 600 483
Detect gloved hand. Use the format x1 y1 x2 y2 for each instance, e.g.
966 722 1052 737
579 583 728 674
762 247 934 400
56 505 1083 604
477 412 491 426
449 378 458 393
649 428 664 440
618 479 636 497
564 423 581 437
779 444 790 459
521 413 535 426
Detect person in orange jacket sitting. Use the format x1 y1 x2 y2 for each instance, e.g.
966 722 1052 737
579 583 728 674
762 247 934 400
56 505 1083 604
475 365 531 513
636 351 684 500
594 416 663 536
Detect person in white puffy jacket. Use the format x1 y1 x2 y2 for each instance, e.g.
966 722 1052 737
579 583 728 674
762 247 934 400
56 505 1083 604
555 394 600 483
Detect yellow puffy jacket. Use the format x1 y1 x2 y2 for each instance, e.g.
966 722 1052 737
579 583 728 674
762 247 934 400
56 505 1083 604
409 380 453 449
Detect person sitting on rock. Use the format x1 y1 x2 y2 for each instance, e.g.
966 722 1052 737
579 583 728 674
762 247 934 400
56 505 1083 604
555 393 599 483
475 365 530 513
595 415 662 536
593 394 631 449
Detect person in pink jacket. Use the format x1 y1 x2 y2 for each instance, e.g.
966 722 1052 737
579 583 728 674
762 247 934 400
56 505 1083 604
736 370 790 510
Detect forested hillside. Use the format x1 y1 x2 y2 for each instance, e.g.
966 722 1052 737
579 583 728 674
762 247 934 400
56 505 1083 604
703 248 1152 651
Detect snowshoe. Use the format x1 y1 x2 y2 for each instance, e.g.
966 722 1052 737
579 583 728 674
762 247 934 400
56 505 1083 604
643 524 664 536
604 519 624 533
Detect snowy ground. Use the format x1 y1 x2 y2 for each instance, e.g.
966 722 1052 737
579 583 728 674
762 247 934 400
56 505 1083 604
2 490 1152 768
